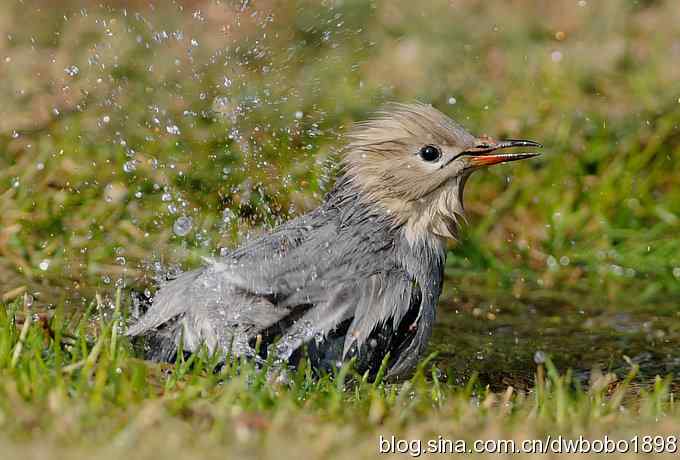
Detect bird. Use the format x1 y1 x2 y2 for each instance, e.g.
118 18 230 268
127 102 541 380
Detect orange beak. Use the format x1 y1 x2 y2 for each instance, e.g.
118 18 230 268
465 138 542 167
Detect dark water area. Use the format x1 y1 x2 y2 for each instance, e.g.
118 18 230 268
431 291 680 390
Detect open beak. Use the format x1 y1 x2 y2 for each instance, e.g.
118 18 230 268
464 138 542 167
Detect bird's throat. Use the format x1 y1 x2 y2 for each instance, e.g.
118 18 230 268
401 177 467 246
330 173 467 247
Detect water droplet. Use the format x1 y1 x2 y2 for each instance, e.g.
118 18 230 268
610 264 624 276
102 115 111 124
64 65 80 76
10 177 20 188
447 96 457 105
294 111 303 120
222 208 235 223
546 255 558 270
534 350 546 364
166 124 180 135
173 216 193 236
39 259 50 271
213 96 230 110
673 267 680 279
123 160 137 173
25 294 34 307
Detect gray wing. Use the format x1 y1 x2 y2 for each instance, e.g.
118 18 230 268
126 262 296 359
271 269 418 362
126 216 316 359
272 267 435 380
127 261 417 362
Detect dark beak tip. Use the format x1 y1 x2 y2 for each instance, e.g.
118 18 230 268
464 138 543 160
503 139 543 149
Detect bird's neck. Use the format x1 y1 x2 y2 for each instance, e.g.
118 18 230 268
325 174 467 248
401 175 468 245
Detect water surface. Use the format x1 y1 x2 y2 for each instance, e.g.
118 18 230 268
432 287 680 389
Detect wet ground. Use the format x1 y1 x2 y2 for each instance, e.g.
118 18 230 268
431 286 680 390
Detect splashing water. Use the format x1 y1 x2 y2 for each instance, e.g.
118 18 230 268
173 216 193 236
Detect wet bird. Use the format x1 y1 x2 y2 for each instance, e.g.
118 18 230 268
128 103 541 379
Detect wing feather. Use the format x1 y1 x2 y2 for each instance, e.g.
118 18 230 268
341 270 417 357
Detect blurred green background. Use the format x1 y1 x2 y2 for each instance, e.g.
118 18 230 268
0 0 679 380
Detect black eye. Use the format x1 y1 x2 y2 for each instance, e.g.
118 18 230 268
419 145 442 162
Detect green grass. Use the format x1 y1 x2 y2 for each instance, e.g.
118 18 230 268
1 293 678 459
1 0 680 457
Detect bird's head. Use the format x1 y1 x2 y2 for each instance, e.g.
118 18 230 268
341 103 541 243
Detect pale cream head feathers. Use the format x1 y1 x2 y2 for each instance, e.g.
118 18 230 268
341 103 541 243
